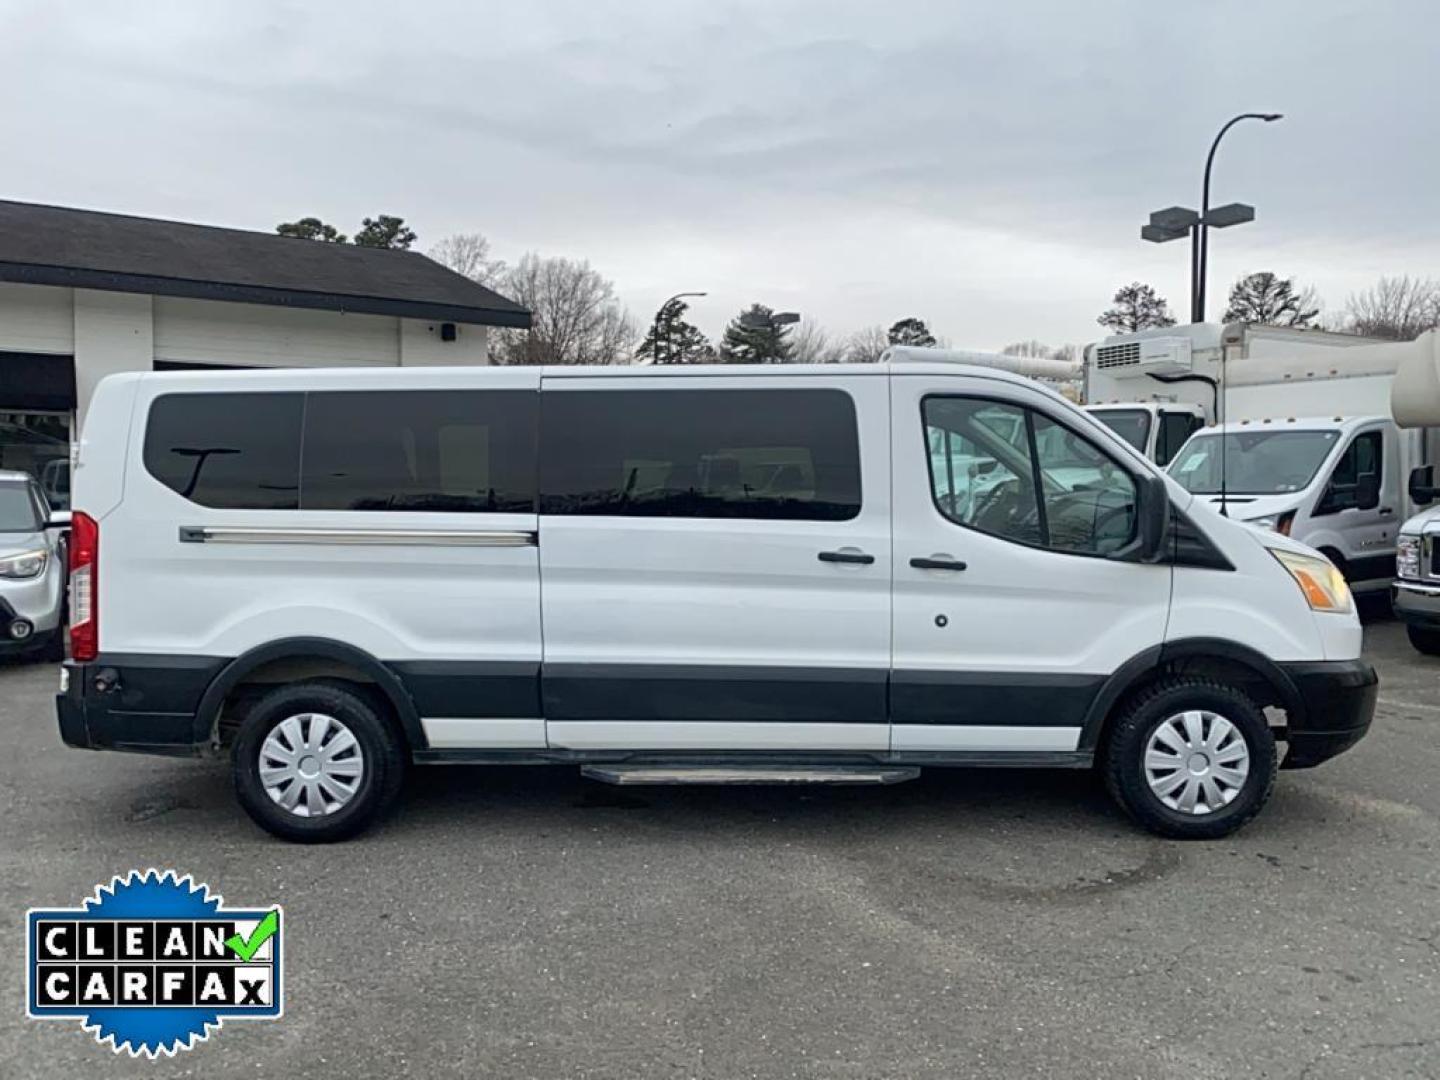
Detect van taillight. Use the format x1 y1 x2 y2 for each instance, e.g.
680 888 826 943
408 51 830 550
69 511 98 662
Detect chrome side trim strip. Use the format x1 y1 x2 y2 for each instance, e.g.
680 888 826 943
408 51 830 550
891 724 1081 753
421 717 547 749
179 526 536 547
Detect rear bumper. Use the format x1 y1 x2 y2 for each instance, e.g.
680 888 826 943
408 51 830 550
1393 580 1440 630
56 655 226 755
1277 658 1378 769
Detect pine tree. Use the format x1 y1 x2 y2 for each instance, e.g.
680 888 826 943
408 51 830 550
1223 272 1320 327
1096 283 1177 333
353 215 417 250
887 317 937 347
636 298 713 363
276 217 347 243
719 304 794 363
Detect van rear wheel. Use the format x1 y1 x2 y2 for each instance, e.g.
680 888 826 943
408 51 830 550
1103 677 1277 840
232 681 406 843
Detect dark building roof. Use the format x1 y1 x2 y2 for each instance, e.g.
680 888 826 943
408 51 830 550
0 200 531 329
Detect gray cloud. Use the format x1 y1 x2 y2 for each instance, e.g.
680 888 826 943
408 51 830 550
1 0 1436 348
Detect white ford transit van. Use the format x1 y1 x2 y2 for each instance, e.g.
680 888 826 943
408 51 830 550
57 362 1377 842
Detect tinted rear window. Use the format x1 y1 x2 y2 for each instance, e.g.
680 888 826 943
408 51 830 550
301 391 536 512
144 390 536 512
540 388 861 520
144 393 303 510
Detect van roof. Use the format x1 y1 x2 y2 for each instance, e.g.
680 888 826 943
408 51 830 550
0 469 33 483
1201 414 1388 435
120 360 1055 389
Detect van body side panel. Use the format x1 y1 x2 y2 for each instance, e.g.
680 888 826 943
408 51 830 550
74 372 143 522
1166 525 1333 662
102 369 544 750
888 374 1172 749
537 374 892 749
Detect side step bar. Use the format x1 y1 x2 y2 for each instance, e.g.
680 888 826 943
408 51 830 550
581 765 921 786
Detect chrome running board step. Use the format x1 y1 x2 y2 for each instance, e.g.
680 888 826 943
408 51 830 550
580 765 920 786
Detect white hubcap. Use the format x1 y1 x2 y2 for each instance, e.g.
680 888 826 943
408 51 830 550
260 713 365 818
1144 709 1250 816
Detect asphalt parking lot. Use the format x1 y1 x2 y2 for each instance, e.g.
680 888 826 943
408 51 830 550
2 618 1437 1080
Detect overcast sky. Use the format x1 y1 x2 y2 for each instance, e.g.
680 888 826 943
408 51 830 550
1 0 1436 351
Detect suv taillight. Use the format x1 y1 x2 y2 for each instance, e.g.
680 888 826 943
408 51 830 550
69 511 98 662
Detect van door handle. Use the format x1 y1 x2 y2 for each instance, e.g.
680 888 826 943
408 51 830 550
818 549 875 565
1379 507 1395 516
910 555 968 571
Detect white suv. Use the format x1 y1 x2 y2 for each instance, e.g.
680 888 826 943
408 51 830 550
0 470 67 661
58 362 1377 842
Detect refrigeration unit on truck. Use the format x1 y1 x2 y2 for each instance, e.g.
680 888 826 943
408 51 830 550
1083 323 1436 593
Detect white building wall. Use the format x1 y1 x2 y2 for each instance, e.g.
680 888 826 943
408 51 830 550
0 282 74 354
399 317 489 365
73 289 153 428
2 284 502 433
153 296 401 368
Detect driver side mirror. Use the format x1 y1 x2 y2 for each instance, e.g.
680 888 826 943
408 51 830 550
1411 465 1436 506
1109 472 1169 563
1355 472 1381 511
46 510 72 530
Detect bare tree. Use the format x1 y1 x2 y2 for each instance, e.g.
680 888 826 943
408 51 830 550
844 325 890 364
790 320 848 364
1003 340 1078 363
429 233 507 288
1002 340 1052 358
1342 275 1440 341
493 253 638 365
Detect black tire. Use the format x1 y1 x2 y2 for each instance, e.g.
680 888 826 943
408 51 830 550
232 681 406 843
1103 676 1277 840
1407 625 1440 656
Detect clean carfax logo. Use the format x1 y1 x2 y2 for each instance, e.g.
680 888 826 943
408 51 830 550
26 869 283 1057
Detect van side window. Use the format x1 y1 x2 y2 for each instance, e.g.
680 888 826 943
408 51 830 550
301 391 537 512
540 389 861 520
1317 430 1383 514
143 391 537 512
924 396 1138 556
143 393 303 509
924 399 1042 546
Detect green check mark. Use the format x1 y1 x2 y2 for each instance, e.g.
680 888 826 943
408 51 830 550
225 909 279 962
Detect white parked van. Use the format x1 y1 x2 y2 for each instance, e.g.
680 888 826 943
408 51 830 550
1167 415 1400 590
57 362 1377 842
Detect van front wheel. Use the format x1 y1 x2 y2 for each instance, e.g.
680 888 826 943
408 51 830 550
1103 677 1277 840
232 682 406 843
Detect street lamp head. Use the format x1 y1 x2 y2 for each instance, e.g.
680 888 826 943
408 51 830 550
1203 202 1256 229
1259 113 1283 122
1141 223 1188 243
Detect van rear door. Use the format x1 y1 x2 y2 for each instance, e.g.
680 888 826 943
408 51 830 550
537 371 892 751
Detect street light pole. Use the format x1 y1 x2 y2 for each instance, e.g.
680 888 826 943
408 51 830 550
1195 112 1283 321
652 292 707 364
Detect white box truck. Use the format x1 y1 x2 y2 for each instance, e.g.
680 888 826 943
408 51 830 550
1083 323 1437 593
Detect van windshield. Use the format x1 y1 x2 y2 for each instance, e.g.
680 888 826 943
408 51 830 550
0 483 42 532
1089 409 1151 454
1168 430 1340 495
